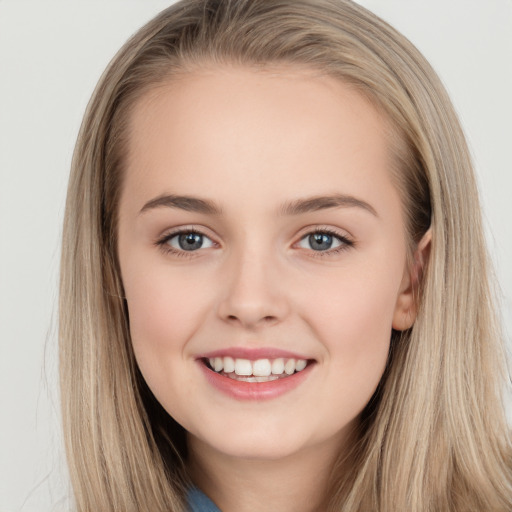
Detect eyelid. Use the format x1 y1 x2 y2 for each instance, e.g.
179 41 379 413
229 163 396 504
293 225 355 255
154 225 220 256
156 224 218 241
153 224 354 258
294 225 354 242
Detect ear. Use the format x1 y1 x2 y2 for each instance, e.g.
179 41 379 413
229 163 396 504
392 228 431 331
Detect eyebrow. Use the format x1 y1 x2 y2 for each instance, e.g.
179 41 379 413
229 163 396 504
279 194 378 217
139 194 222 215
139 193 377 217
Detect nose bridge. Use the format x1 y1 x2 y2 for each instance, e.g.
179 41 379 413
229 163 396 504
217 238 288 328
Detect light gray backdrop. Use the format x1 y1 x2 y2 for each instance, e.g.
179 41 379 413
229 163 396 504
1 1 511 511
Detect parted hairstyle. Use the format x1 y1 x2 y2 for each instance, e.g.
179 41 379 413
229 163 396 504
59 0 512 510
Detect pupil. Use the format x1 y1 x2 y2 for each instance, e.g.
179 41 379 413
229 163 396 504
179 233 203 251
309 233 332 251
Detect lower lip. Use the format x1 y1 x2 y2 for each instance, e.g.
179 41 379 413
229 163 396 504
199 361 314 401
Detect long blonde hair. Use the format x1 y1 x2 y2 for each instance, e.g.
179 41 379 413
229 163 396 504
60 0 512 510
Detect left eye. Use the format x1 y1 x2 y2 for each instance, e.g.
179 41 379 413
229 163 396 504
166 231 214 251
297 231 345 252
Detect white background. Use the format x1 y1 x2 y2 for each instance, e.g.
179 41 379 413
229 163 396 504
0 1 511 510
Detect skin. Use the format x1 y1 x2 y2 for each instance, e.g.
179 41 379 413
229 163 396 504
117 66 427 512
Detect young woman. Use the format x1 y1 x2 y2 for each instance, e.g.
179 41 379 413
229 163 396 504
59 0 512 510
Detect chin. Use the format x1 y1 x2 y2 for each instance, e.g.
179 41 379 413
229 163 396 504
208 436 307 461
188 417 331 463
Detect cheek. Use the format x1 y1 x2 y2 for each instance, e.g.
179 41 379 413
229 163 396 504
127 272 198 348
301 259 403 398
124 248 219 339
308 258 400 334
122 264 212 397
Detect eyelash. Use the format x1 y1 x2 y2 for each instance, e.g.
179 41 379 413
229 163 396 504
155 228 214 258
154 227 355 258
301 228 355 258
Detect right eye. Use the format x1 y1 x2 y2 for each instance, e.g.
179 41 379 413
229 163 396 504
157 229 215 254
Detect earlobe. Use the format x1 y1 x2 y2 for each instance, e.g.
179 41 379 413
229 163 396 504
392 228 432 331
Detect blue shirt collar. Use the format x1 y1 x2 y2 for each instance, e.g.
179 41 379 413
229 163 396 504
187 487 221 512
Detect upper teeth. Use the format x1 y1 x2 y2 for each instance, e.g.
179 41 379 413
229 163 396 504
208 357 308 377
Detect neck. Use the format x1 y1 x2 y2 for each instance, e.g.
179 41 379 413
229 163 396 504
186 432 352 512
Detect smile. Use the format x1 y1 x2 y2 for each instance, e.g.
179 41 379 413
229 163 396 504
207 356 309 382
198 351 315 400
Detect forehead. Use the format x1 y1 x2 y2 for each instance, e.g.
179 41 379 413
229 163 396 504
121 65 400 219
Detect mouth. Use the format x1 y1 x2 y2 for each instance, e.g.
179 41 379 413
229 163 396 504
203 356 311 382
198 353 315 400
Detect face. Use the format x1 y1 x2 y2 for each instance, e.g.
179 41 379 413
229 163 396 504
117 66 416 464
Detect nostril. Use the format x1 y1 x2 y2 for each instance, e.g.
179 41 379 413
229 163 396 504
220 307 283 328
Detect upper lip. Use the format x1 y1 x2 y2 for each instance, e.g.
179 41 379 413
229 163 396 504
198 347 312 361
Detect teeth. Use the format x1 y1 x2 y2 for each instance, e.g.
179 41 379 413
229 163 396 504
214 357 223 372
295 359 307 371
228 374 280 382
253 359 272 377
271 358 285 375
223 356 235 373
208 356 308 377
284 358 296 375
234 358 252 376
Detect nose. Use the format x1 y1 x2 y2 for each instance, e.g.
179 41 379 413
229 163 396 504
216 249 290 330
